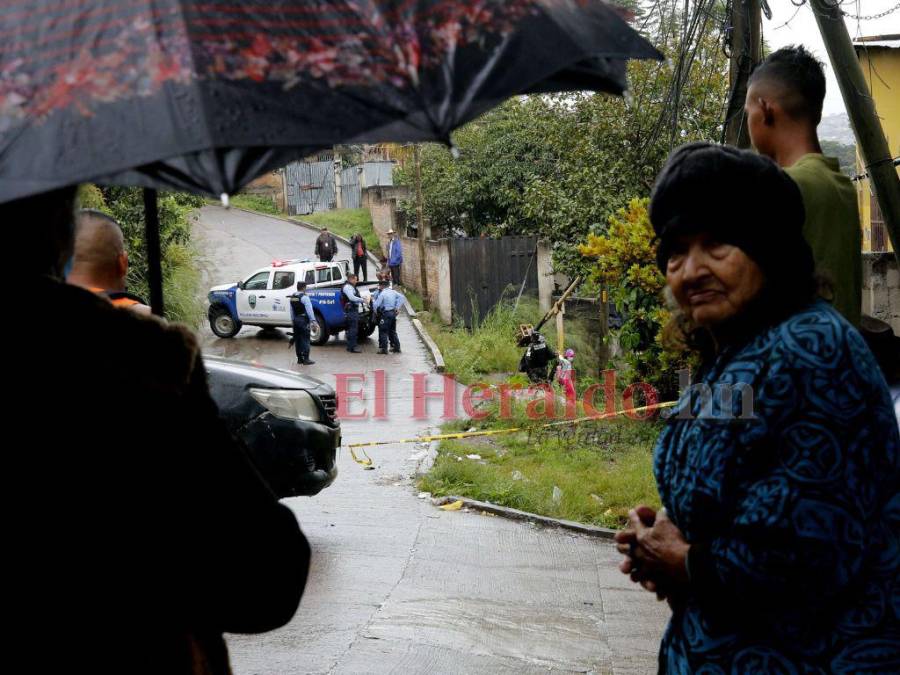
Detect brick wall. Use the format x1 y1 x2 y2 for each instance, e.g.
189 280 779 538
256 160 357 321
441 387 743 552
363 185 410 260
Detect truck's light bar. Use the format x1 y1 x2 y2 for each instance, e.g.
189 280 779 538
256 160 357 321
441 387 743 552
272 258 303 268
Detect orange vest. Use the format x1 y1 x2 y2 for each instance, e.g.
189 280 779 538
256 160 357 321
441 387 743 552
89 287 144 309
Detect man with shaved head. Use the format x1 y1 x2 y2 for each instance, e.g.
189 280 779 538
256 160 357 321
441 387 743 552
7 188 309 674
67 209 152 314
745 45 861 325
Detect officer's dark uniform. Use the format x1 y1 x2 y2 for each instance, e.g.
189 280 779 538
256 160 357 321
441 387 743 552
342 281 364 352
520 337 557 383
373 285 404 353
289 289 315 364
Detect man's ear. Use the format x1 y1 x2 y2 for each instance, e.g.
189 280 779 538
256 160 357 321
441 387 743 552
760 98 775 126
118 251 129 279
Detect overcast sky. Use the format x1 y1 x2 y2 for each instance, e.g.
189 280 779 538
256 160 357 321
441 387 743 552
763 0 900 116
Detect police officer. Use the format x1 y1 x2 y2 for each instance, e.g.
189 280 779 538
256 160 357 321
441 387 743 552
519 331 557 383
372 279 405 354
342 274 364 353
289 281 315 365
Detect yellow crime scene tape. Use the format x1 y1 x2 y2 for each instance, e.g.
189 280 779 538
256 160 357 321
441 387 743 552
344 399 678 467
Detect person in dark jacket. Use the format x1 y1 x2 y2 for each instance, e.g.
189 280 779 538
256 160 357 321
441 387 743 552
289 281 315 365
349 233 368 281
342 273 364 353
314 227 338 262
518 332 557 383
614 143 899 674
8 187 310 675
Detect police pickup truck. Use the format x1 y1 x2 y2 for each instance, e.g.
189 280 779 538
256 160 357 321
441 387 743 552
207 258 377 344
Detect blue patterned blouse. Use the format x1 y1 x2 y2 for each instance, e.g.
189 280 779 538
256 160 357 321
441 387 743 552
654 301 900 673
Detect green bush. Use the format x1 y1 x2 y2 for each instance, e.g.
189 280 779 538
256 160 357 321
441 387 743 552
77 186 205 327
579 198 695 399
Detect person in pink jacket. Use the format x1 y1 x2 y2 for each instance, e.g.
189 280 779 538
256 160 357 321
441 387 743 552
556 348 576 400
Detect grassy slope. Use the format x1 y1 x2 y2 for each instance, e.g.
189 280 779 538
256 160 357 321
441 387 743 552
297 209 381 255
419 410 662 529
415 297 661 528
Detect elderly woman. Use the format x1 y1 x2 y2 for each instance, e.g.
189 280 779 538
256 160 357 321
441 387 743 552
615 143 900 673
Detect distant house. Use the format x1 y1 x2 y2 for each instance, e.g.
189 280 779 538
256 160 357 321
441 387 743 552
854 35 899 253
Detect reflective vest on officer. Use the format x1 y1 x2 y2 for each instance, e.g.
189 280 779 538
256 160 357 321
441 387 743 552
90 287 148 309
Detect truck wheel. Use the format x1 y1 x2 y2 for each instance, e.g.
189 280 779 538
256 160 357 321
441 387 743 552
209 305 242 338
359 319 376 339
310 311 329 346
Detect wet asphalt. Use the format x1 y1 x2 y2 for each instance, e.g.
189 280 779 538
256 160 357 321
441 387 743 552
194 206 667 674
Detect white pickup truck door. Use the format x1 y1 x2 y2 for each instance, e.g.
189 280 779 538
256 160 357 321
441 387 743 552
236 270 272 323
269 270 297 325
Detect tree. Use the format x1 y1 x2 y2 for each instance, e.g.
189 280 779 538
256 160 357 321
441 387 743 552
579 199 695 398
820 140 857 177
395 3 729 276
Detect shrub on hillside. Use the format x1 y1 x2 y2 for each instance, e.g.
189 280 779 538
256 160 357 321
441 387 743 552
579 198 694 399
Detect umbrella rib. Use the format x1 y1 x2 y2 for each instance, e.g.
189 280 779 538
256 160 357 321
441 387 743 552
172 0 223 194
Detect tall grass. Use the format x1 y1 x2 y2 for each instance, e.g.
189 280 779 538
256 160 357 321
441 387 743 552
419 402 662 528
230 194 281 216
423 294 602 386
162 242 205 328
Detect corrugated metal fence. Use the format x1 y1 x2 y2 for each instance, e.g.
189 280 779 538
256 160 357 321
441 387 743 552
285 161 334 215
340 165 360 209
285 159 395 215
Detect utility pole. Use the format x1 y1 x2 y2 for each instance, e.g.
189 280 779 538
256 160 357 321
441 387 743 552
413 144 430 309
808 0 900 264
556 302 566 356
143 188 165 317
723 0 761 148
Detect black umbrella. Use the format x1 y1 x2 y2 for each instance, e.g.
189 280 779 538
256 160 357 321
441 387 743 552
1 0 660 311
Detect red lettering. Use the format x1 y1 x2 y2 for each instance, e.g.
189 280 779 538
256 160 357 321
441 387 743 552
412 373 458 420
335 373 367 420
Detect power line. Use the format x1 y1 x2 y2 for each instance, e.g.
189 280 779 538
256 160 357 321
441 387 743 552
843 1 900 20
774 3 805 29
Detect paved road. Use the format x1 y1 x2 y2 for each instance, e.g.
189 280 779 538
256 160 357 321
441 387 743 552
194 206 667 674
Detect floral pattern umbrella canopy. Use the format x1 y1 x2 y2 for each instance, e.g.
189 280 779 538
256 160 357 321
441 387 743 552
0 0 660 202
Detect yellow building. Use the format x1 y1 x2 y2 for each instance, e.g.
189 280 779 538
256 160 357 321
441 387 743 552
854 35 899 253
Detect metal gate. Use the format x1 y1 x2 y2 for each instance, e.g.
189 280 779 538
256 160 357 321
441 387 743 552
449 236 538 328
340 165 361 209
285 160 335 215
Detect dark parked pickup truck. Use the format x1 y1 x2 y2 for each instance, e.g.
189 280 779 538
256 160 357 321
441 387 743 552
205 356 339 497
